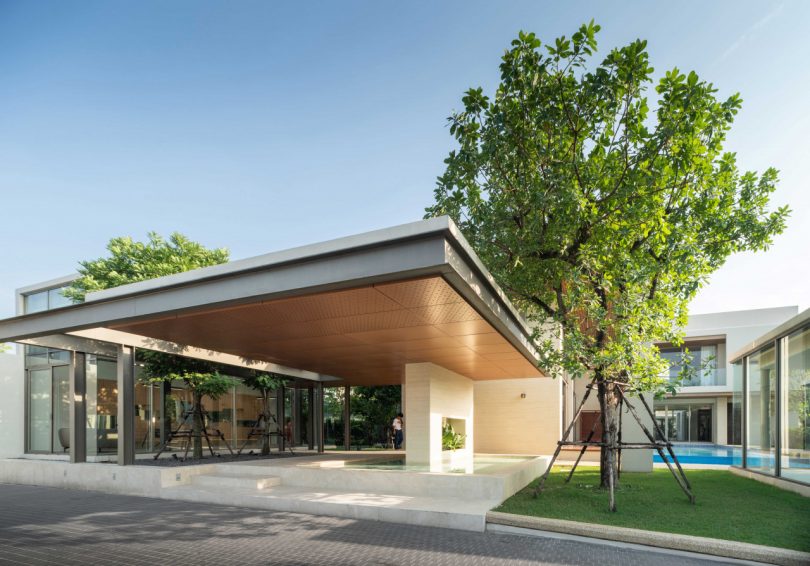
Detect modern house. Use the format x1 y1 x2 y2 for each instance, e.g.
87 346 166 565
729 308 810 487
1 217 805 529
653 307 798 446
0 217 568 472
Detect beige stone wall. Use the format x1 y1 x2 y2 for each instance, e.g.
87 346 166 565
473 377 562 455
404 362 474 468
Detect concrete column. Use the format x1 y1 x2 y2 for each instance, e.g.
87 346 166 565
116 345 135 466
619 392 654 473
404 363 473 471
69 351 87 464
343 385 351 451
716 397 728 445
292 388 301 446
307 386 315 450
276 385 285 452
316 382 324 453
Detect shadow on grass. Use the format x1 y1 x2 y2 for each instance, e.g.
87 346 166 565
496 466 810 552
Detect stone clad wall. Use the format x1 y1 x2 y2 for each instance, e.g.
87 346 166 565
404 363 473 468
473 377 561 455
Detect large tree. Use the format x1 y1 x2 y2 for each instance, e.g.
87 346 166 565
65 232 231 459
426 22 789 507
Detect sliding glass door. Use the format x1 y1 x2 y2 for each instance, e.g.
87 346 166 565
26 364 70 453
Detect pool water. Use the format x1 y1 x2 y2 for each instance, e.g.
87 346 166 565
652 444 740 465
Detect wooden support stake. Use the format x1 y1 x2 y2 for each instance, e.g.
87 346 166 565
566 412 600 483
616 388 694 504
636 392 693 492
533 376 597 497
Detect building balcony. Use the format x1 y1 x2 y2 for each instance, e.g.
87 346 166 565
667 368 726 388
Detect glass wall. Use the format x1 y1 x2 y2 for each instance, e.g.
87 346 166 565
654 404 713 442
746 345 777 474
25 349 71 453
733 319 810 486
782 326 810 483
24 345 320 459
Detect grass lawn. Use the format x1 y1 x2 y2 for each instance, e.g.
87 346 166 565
496 466 810 552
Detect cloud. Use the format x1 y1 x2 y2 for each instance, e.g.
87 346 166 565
718 3 784 62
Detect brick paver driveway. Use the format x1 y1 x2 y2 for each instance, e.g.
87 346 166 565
0 484 738 565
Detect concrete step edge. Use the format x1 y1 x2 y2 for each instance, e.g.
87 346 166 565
161 485 489 531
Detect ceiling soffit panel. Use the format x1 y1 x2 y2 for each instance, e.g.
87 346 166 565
111 276 542 384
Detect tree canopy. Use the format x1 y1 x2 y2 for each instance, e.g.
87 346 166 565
427 21 788 391
66 231 231 458
64 232 229 303
426 22 789 498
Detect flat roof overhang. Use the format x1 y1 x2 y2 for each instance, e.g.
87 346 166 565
0 217 544 385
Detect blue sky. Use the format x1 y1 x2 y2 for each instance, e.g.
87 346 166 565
1 1 807 318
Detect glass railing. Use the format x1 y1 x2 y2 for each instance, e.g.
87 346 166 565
667 368 727 387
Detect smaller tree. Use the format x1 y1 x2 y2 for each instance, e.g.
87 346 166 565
64 232 228 303
242 372 287 455
140 351 233 459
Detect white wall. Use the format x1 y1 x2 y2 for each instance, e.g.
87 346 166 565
404 363 474 470
686 306 798 381
0 346 24 458
474 377 561 455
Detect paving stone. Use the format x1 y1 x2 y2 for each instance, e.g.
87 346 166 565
0 484 738 565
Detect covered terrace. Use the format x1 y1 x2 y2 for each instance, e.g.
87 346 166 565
0 217 544 469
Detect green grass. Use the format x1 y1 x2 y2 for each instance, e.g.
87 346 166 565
496 466 810 552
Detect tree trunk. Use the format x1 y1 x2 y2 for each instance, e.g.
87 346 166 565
192 389 204 459
598 376 620 504
261 391 271 456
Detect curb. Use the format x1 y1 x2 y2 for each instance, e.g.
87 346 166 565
486 511 810 566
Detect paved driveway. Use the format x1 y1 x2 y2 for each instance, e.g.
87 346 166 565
0 484 739 565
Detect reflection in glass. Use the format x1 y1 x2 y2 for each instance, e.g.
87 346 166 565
24 291 48 314
52 365 70 452
782 326 810 484
746 345 777 474
28 369 52 452
48 287 72 309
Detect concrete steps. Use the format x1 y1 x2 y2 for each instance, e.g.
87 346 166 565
161 482 496 531
190 473 281 490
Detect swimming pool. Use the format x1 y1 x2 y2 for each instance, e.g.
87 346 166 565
652 444 740 465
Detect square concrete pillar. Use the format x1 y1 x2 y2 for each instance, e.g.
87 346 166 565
404 363 474 472
117 345 135 466
69 351 87 464
620 392 654 473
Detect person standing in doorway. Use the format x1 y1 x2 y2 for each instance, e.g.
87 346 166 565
392 413 404 450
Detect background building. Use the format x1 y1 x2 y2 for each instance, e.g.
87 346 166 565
654 307 798 446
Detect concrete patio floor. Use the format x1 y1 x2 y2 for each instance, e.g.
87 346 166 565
0 451 549 532
0 484 752 566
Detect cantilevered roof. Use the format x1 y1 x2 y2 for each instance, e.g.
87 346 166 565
0 217 544 385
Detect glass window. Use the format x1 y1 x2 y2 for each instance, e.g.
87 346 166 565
25 346 49 367
28 368 53 452
48 287 72 309
782 326 810 484
24 291 48 314
52 365 70 453
86 356 119 456
747 345 777 475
